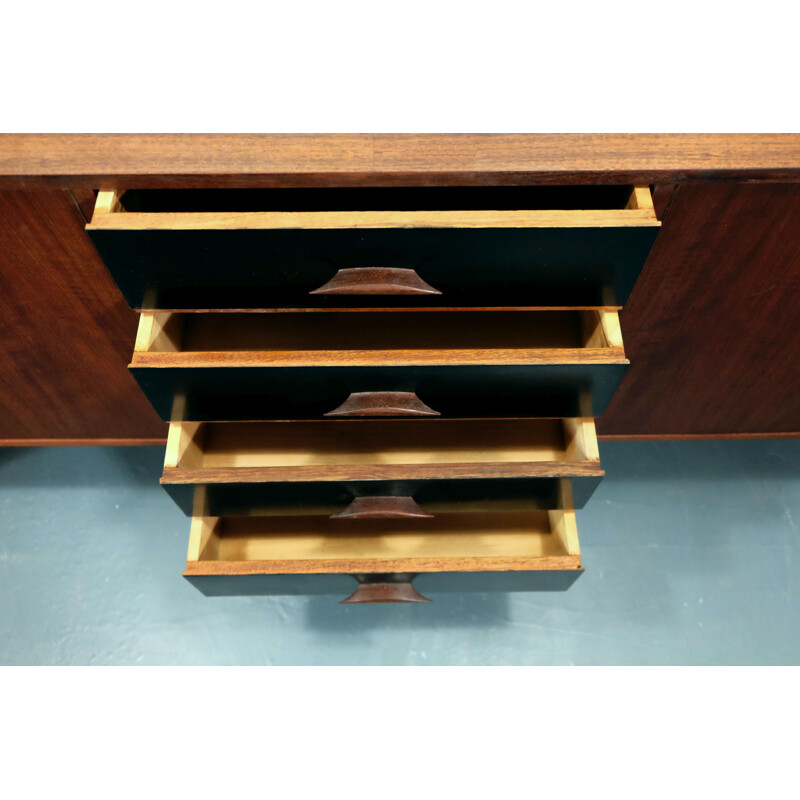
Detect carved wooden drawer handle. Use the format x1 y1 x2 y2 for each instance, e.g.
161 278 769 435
331 496 433 520
342 574 431 604
310 267 442 295
324 390 440 418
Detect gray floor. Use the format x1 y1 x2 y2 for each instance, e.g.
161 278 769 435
0 440 798 665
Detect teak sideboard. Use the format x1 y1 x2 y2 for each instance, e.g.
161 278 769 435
1 134 799 601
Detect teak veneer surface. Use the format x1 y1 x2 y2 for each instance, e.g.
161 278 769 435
598 182 800 437
89 208 659 230
2 134 799 188
0 189 165 440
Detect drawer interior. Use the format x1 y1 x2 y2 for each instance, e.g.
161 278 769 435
132 309 626 367
117 185 638 213
90 186 657 229
162 418 602 483
184 507 582 576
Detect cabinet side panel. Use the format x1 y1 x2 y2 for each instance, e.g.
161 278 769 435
0 190 166 442
599 183 800 437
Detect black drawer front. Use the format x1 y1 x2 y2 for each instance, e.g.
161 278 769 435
185 569 582 597
90 226 658 309
165 476 601 517
131 363 628 421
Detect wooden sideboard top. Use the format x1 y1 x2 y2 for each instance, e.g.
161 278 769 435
1 134 799 189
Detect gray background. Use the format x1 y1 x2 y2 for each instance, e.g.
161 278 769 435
1 440 797 665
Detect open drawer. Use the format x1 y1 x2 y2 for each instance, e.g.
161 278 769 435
87 185 659 309
130 309 629 420
183 492 583 601
161 419 603 516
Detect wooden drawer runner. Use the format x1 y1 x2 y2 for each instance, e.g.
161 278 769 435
184 500 583 600
130 309 629 420
161 418 602 513
87 185 659 310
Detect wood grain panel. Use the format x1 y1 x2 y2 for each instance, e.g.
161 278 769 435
651 184 676 220
164 458 604 484
0 190 167 441
133 347 627 368
1 134 798 189
373 134 800 185
598 183 800 437
69 188 97 223
184 554 582 576
88 207 660 230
